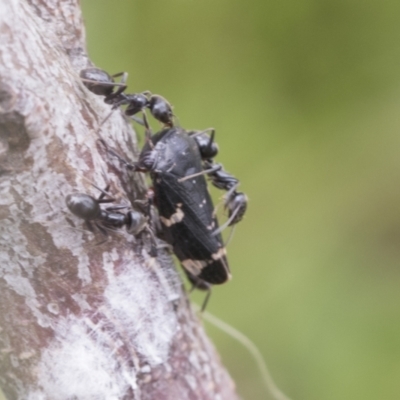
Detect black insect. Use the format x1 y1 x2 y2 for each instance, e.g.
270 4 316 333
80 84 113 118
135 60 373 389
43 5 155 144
80 67 174 127
65 186 147 237
103 121 247 309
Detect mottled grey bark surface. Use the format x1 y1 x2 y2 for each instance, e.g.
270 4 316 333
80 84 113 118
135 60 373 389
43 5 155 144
0 1 238 399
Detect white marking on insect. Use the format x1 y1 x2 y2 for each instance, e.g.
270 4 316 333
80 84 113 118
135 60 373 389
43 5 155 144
159 203 184 227
211 247 226 260
181 259 208 276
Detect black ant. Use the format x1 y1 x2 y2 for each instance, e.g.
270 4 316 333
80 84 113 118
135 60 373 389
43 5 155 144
65 186 147 237
80 67 174 127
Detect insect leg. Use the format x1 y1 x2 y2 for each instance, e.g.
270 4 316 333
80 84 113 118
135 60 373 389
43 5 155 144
110 71 128 96
186 272 213 312
177 163 222 183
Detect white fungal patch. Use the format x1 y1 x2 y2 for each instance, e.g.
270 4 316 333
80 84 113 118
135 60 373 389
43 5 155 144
159 203 184 227
103 254 177 366
35 316 134 400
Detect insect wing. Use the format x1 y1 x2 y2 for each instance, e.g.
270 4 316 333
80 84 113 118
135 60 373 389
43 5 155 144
151 130 230 285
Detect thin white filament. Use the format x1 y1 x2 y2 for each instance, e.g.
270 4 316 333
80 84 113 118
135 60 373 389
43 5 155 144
194 305 293 400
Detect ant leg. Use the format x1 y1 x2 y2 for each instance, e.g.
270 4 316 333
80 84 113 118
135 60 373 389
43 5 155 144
91 184 117 205
93 222 109 246
105 205 128 212
110 71 128 93
111 71 128 80
85 220 95 232
130 115 146 126
97 139 140 172
98 108 117 129
142 112 154 146
94 184 111 202
97 198 116 204
95 222 108 237
105 72 128 101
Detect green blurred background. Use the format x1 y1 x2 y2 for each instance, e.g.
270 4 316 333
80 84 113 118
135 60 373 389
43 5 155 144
79 1 400 399
6 1 400 399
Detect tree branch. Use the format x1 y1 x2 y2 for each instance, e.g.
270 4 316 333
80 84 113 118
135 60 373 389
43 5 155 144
0 1 238 399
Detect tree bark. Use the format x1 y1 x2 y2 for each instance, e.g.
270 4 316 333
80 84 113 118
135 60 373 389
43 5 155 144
0 1 238 399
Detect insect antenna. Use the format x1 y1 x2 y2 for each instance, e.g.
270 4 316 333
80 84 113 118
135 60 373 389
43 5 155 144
98 109 116 129
177 163 222 183
223 225 236 247
211 205 241 236
189 127 215 138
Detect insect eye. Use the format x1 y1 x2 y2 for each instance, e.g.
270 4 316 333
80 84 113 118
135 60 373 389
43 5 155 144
194 133 219 159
